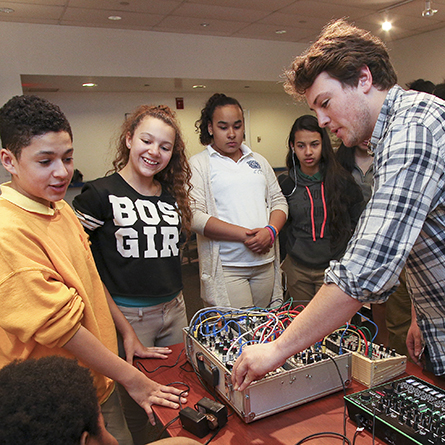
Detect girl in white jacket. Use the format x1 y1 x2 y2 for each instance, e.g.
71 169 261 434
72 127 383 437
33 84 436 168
190 93 288 308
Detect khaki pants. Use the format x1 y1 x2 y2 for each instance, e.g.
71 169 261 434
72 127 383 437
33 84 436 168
117 293 188 445
386 269 412 356
101 388 134 445
282 255 325 307
222 262 275 308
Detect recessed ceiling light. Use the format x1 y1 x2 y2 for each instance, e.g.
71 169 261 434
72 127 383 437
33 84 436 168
275 29 287 35
108 15 122 21
0 7 14 13
382 20 392 31
200 23 209 27
192 85 206 89
82 83 97 88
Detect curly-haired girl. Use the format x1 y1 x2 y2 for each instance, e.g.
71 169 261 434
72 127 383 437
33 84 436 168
73 105 192 443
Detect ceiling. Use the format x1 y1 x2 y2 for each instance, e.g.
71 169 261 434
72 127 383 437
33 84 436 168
5 0 445 93
2 0 445 43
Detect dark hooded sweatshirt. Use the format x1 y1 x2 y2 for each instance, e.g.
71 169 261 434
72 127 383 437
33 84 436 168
279 167 364 269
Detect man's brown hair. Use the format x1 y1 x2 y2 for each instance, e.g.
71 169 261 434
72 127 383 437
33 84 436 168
284 19 397 98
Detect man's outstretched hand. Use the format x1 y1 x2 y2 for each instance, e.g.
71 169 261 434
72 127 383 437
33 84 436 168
231 342 286 392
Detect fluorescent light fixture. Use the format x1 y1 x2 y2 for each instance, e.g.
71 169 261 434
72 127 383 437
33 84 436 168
108 15 122 21
82 83 97 88
275 29 287 34
0 7 14 13
192 85 206 89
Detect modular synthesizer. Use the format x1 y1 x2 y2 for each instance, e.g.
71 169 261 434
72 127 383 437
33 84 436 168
184 305 352 422
324 326 407 387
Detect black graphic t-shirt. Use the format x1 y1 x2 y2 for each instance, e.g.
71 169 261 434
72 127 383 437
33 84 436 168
73 173 182 300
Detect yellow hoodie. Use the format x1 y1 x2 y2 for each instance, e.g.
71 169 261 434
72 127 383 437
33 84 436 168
0 183 116 403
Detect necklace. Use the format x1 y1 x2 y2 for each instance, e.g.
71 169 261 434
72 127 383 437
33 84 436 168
153 181 162 196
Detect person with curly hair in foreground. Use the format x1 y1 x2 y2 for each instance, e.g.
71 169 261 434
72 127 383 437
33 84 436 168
0 356 200 445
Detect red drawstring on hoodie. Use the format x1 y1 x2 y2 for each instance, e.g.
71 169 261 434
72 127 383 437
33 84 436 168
305 182 327 242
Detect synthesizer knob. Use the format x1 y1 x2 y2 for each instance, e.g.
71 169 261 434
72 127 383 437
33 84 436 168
383 384 395 396
360 392 371 402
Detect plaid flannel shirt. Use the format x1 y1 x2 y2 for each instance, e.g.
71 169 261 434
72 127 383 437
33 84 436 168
326 85 445 374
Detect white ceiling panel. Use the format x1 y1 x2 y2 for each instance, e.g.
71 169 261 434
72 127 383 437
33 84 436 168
0 0 443 43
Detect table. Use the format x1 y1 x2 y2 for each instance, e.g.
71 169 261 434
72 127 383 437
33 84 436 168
136 343 445 445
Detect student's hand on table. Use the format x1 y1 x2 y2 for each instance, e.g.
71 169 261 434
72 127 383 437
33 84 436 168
231 342 286 392
127 373 188 426
244 227 272 254
140 346 173 359
123 331 172 364
407 319 425 368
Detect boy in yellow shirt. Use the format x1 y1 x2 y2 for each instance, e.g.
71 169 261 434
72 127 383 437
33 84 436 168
0 95 187 445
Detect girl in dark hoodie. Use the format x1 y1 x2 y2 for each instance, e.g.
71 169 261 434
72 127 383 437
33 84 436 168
279 115 364 306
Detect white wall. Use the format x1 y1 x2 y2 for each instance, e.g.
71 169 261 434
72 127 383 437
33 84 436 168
0 21 310 179
389 27 445 86
38 90 310 180
0 21 304 104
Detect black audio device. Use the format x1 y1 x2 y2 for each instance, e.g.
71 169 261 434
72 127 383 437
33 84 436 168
345 375 445 444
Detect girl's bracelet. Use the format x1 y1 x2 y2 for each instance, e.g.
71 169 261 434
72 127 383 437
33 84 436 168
265 226 275 246
266 224 278 238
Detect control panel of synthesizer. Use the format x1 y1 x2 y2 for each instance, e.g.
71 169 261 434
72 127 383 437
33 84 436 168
325 322 407 387
184 306 352 422
345 376 445 444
